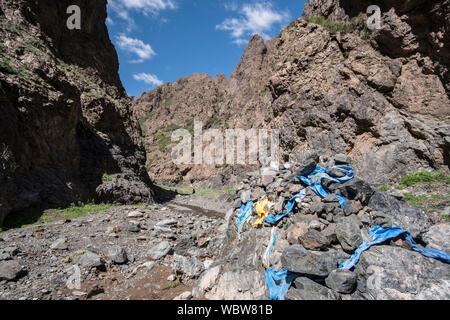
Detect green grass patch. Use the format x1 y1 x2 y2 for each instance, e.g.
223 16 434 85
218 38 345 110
1 203 114 233
208 114 222 127
156 184 234 196
138 111 155 134
403 193 448 212
378 185 390 192
306 15 364 32
163 280 179 290
102 173 113 182
71 248 87 262
153 133 173 152
1 144 19 174
261 86 271 96
19 40 46 56
0 56 17 74
164 98 173 107
398 171 450 187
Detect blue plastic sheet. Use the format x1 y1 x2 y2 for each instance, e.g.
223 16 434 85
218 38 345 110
299 166 354 206
264 269 297 300
264 166 354 225
264 189 306 224
236 201 253 240
339 225 450 270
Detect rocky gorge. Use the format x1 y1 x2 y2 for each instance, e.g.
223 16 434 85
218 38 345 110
0 0 449 301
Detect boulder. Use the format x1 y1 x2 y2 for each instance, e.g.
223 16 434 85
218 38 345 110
286 277 340 300
0 260 23 281
76 251 105 269
107 245 127 264
422 223 450 253
147 241 173 260
354 246 450 300
325 269 357 294
299 229 330 251
281 245 340 277
171 254 204 279
335 216 363 251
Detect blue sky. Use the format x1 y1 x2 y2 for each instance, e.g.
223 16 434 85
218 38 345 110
106 0 308 98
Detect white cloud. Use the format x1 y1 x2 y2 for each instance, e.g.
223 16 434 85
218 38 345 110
121 0 176 13
216 2 290 45
108 0 176 29
133 73 164 86
115 34 156 63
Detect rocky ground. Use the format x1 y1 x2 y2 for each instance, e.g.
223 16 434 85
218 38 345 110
0 193 232 300
191 155 450 300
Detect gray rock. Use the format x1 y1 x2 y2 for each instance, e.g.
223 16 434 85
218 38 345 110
107 245 127 264
274 197 285 213
343 200 363 216
309 200 325 214
0 246 19 260
281 245 340 277
50 237 68 250
286 277 340 300
422 223 450 253
152 226 176 240
251 187 265 201
192 265 221 298
333 154 351 165
335 216 363 251
293 152 319 177
156 219 177 227
335 179 429 238
299 229 330 251
233 199 242 209
327 167 347 178
325 269 357 294
127 210 144 218
204 270 266 300
323 194 340 203
76 251 105 269
128 221 141 233
260 174 275 187
147 241 173 260
322 224 338 243
332 178 375 206
171 254 204 279
174 235 196 255
354 246 450 300
173 291 192 300
240 190 252 204
0 260 23 281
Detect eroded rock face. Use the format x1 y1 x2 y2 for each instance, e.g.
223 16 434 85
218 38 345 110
354 246 450 300
134 0 449 187
0 0 155 224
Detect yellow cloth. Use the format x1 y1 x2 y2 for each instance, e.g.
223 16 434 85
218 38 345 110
253 199 274 227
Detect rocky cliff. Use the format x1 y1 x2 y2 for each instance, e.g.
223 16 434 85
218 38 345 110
0 0 154 226
135 0 449 187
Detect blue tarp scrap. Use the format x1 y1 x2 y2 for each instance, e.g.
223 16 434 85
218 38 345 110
264 189 306 225
339 225 450 270
299 165 354 207
264 166 354 225
264 269 297 300
236 201 253 240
